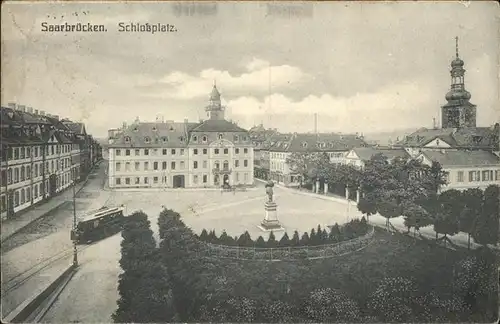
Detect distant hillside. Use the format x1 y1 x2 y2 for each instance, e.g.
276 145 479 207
363 128 417 146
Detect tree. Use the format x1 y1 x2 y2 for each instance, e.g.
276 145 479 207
255 236 267 248
199 229 208 241
357 194 377 222
328 223 342 243
300 232 310 246
278 232 290 247
377 199 401 231
291 231 300 246
237 231 253 247
305 288 360 322
434 189 461 244
267 231 278 247
114 211 176 323
460 188 483 249
309 228 317 245
473 185 499 246
367 277 418 322
207 230 218 243
402 201 432 236
286 151 316 188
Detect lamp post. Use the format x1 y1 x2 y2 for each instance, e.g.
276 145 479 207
72 170 78 267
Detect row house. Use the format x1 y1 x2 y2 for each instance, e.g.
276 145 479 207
268 133 368 186
108 85 254 189
0 103 102 220
417 150 500 192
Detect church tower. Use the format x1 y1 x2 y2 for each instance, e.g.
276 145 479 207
205 82 225 120
441 37 477 128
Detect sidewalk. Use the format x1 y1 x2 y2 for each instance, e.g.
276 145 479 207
267 179 498 251
1 166 97 243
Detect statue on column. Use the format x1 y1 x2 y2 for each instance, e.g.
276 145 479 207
265 180 274 202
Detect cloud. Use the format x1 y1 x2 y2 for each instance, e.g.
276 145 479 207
148 58 310 100
226 80 436 133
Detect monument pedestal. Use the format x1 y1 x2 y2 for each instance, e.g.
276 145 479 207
258 201 284 232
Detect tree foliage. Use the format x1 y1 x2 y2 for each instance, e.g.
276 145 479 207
473 185 499 246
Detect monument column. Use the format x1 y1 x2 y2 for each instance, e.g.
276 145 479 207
259 181 284 231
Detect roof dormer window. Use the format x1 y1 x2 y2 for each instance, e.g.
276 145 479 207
302 142 308 148
192 135 198 142
202 135 208 143
162 137 168 143
152 126 157 132
218 133 223 140
125 136 131 143
180 136 185 142
145 137 151 143
329 143 334 148
133 127 138 132
169 126 174 131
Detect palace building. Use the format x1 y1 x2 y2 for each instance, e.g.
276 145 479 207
107 85 254 189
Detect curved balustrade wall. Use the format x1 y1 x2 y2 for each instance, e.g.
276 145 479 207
195 226 375 261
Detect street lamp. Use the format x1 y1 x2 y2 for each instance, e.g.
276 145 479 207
72 169 78 267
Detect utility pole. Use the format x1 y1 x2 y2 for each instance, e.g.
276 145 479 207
72 169 78 267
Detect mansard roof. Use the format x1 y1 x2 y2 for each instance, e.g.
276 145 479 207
419 150 500 167
350 147 410 161
109 122 193 148
190 119 248 133
269 133 368 152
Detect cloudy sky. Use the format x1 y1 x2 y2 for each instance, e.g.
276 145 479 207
1 1 498 138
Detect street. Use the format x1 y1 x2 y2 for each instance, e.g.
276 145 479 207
3 163 489 322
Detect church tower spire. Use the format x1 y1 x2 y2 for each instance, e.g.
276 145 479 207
205 82 225 120
441 36 476 128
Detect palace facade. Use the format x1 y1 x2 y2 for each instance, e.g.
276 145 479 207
107 85 254 189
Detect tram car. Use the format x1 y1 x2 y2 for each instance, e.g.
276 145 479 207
71 205 126 244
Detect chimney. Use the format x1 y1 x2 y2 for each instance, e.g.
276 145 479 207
18 104 26 112
27 107 33 114
40 110 46 116
53 115 60 121
184 118 189 124
122 122 127 130
34 109 39 115
7 102 16 109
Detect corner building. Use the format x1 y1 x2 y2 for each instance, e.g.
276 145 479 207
108 85 254 189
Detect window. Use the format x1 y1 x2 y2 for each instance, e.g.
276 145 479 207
162 149 167 155
21 189 26 204
125 136 131 143
234 135 239 142
125 177 130 185
193 175 198 184
203 160 207 168
223 161 229 170
236 172 240 181
144 177 149 184
235 148 240 154
145 137 151 143
244 148 248 154
180 149 185 155
457 171 464 182
194 149 198 155
26 166 31 179
203 175 207 183
482 170 490 181
244 173 248 182
171 149 176 155
116 162 121 171
194 161 198 169
203 149 207 154
154 177 158 183
145 149 149 155
215 161 220 169
180 161 185 169
244 160 248 167
154 162 158 170
51 146 55 155
125 162 131 171
496 170 500 181
215 149 219 155
135 177 140 184
34 185 38 198
171 162 176 170
218 133 223 140
202 135 208 143
180 136 184 143
135 149 140 155
162 162 167 170
193 135 198 141
126 149 130 156
224 148 228 154
116 149 121 156
162 137 168 143
469 171 480 182
135 162 140 171
235 160 240 167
